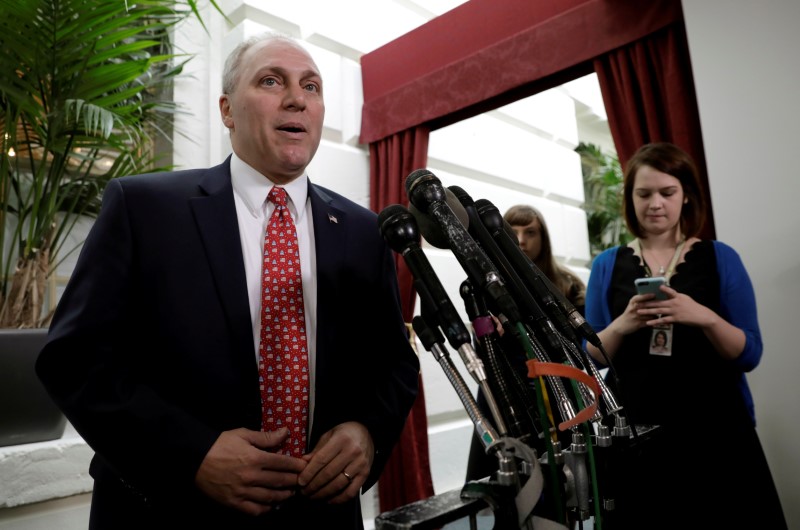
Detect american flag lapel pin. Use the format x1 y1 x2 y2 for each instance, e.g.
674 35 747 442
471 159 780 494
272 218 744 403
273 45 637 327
328 213 338 224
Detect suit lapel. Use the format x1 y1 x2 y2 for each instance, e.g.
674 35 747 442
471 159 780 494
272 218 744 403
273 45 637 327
309 182 347 289
307 182 347 435
189 162 255 369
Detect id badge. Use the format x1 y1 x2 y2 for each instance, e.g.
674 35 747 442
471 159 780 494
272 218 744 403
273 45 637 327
649 324 672 356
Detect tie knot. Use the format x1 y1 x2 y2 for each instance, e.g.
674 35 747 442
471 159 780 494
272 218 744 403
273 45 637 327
268 187 288 208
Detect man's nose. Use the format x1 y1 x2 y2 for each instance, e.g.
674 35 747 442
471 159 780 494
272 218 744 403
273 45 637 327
284 86 307 109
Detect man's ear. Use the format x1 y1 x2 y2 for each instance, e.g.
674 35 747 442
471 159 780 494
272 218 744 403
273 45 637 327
219 95 234 129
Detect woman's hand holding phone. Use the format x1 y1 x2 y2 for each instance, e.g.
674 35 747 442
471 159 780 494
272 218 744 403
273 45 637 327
634 276 668 300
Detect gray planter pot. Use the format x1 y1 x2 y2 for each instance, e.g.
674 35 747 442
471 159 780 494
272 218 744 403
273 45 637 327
0 329 66 447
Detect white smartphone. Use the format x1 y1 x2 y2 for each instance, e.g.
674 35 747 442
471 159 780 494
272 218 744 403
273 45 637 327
635 276 668 300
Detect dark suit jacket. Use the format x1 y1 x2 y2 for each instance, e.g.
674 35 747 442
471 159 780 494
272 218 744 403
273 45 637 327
36 157 420 529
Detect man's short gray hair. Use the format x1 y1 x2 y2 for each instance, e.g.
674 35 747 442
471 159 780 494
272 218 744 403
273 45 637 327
221 32 304 95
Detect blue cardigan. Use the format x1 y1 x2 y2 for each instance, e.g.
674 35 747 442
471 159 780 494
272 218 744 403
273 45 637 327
585 241 762 425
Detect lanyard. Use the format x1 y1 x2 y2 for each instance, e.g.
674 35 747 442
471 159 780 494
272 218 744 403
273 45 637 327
631 238 686 282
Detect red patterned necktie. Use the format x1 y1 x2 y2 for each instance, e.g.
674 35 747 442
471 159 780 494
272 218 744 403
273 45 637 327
259 186 309 457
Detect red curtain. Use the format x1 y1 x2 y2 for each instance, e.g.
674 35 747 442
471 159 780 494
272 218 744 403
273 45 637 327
360 0 683 144
370 126 436 512
594 23 715 239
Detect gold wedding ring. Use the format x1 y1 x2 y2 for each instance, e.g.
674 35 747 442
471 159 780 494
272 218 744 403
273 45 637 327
342 470 354 481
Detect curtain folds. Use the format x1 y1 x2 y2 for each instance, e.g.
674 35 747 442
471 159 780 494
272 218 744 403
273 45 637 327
370 126 435 513
594 23 715 238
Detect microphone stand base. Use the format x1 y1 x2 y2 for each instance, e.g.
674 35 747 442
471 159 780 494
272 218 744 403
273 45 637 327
374 486 490 530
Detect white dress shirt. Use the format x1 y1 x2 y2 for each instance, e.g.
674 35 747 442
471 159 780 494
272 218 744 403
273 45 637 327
229 153 318 422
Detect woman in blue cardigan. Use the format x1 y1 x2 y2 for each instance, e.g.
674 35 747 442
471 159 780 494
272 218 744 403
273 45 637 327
584 142 785 529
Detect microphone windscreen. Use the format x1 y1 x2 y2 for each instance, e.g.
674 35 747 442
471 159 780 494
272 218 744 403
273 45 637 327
474 198 518 244
377 204 408 232
405 168 435 193
447 185 474 208
377 204 423 256
409 187 469 249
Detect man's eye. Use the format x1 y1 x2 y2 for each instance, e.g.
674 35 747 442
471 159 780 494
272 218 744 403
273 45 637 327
261 78 277 87
304 83 319 92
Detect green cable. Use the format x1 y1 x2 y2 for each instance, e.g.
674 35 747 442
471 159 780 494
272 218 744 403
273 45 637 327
515 321 564 524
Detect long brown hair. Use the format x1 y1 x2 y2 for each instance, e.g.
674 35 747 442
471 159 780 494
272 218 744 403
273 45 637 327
504 204 585 308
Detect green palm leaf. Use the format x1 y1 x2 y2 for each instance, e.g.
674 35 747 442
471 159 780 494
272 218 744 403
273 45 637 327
576 142 632 258
0 0 225 327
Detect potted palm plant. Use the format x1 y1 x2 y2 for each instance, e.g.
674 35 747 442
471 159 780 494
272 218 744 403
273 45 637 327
0 0 222 445
577 142 632 258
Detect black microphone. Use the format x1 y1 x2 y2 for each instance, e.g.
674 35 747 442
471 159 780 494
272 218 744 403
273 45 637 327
378 204 471 351
448 184 567 358
474 198 602 349
378 203 511 415
474 198 623 417
460 279 542 445
409 187 470 249
405 169 522 325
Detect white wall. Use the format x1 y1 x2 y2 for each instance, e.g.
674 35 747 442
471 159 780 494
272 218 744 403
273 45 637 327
682 0 800 526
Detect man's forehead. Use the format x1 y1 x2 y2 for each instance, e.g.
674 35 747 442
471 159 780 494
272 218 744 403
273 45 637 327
245 39 319 73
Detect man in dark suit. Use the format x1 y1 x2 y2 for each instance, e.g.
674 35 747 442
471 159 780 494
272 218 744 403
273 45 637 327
36 33 420 529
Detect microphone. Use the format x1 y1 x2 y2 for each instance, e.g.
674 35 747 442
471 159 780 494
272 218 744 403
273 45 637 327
408 187 470 249
474 198 622 416
412 314 503 448
377 204 492 387
405 169 522 325
413 314 537 518
378 204 471 351
405 175 584 428
448 184 567 358
461 280 541 445
474 198 602 349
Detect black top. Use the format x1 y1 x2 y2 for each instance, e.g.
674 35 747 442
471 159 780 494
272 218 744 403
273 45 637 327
601 240 786 529
605 241 749 428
